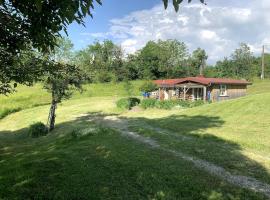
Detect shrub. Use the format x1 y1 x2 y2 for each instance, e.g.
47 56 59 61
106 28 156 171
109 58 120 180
29 122 48 138
176 100 191 108
190 100 205 107
141 99 205 110
140 98 157 109
155 100 177 110
139 81 157 93
116 97 140 110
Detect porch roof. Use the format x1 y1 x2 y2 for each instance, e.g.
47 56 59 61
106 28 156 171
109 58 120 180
154 76 251 87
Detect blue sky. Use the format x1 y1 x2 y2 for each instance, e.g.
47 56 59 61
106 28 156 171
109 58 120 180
66 0 160 49
66 0 270 64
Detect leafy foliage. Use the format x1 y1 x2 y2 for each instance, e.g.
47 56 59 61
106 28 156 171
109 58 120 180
140 99 157 109
141 99 205 110
139 81 157 93
116 97 140 110
29 122 48 138
135 40 189 79
0 0 100 95
0 49 45 95
188 48 208 76
209 43 258 80
0 0 101 52
43 61 84 131
43 63 84 103
163 0 206 12
76 40 124 82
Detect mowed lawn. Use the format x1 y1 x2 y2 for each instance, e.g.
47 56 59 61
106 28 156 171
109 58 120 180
0 80 270 199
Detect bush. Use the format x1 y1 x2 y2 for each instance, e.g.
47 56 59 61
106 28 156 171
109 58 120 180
140 98 157 109
116 97 140 110
189 100 205 107
141 99 205 110
139 81 157 93
176 100 191 108
29 122 48 138
155 100 174 110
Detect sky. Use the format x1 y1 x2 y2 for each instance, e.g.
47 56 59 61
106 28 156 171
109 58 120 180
66 0 270 64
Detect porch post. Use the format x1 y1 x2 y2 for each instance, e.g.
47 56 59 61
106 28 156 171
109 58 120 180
158 88 161 100
203 86 207 102
183 85 186 101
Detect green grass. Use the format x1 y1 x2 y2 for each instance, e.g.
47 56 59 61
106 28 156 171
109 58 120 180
247 78 270 95
0 81 143 120
1 79 270 199
0 114 264 199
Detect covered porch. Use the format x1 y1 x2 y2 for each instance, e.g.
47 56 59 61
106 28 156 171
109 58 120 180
158 82 207 101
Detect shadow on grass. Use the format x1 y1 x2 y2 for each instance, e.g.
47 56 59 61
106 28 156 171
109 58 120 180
0 112 268 199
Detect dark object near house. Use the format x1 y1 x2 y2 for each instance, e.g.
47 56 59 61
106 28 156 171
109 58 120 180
152 76 251 102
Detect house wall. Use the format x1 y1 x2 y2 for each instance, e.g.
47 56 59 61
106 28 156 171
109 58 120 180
154 84 247 102
210 84 247 102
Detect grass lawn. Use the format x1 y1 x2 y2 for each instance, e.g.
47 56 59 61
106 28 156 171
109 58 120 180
0 80 143 119
1 79 270 199
0 111 265 200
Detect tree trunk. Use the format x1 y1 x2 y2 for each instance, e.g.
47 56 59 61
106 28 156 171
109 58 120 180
47 99 57 132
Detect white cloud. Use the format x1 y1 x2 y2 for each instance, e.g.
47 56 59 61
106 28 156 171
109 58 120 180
89 1 270 64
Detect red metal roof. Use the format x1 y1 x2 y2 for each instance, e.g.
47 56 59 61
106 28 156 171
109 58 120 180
153 76 251 86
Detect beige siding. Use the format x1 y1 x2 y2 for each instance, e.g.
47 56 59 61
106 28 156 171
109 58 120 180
210 84 247 101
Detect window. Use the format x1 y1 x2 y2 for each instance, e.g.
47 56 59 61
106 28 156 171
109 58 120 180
219 85 227 96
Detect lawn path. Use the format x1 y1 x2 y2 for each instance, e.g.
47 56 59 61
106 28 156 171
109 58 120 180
86 114 270 198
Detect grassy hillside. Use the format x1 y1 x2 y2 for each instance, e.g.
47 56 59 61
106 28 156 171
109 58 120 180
247 78 270 95
0 81 143 119
0 78 268 120
1 79 270 199
0 99 265 199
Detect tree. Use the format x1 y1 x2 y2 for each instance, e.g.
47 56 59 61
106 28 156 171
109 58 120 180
53 37 75 64
231 43 254 79
135 40 189 79
158 40 189 78
0 0 101 95
76 40 124 82
213 43 258 79
188 48 208 76
0 0 101 52
44 62 84 131
43 37 83 131
139 81 157 93
215 58 235 78
0 48 45 95
163 0 206 12
0 0 202 95
123 54 141 80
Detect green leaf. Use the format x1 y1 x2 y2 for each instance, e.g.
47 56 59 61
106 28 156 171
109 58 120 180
163 0 168 9
95 0 102 5
35 0 42 12
173 0 179 12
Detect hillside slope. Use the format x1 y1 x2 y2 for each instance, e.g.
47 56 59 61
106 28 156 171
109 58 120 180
1 79 270 199
0 81 143 119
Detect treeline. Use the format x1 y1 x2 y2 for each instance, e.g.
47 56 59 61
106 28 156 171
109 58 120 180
60 38 268 82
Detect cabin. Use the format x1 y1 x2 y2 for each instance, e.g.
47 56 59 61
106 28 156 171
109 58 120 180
152 76 251 102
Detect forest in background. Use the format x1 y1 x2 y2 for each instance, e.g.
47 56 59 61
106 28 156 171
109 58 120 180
57 37 269 83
